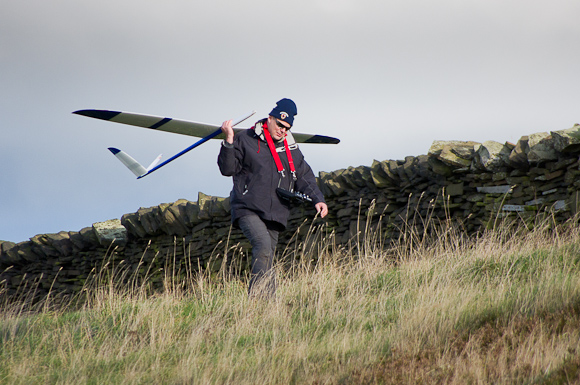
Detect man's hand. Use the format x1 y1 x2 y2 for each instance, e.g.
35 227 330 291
221 120 235 144
315 202 328 218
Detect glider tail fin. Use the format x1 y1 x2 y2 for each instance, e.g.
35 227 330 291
146 153 163 171
108 148 162 178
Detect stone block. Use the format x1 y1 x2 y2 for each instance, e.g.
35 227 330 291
466 194 485 202
551 158 577 172
551 124 580 153
0 241 17 266
79 226 100 245
370 160 393 188
343 166 367 188
476 185 513 194
137 206 162 235
68 231 88 250
319 171 346 196
93 219 128 246
502 205 524 212
474 141 511 172
29 235 60 257
184 201 202 225
13 242 43 265
378 161 399 182
428 157 452 176
386 160 402 181
552 200 567 211
167 199 191 225
428 140 478 168
161 205 189 236
0 242 23 266
210 196 230 217
401 156 417 180
192 221 211 234
444 183 464 197
337 207 355 218
414 155 432 178
527 132 558 163
565 169 580 185
46 232 75 256
121 213 148 238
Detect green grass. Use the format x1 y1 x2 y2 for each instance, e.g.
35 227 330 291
1 219 580 384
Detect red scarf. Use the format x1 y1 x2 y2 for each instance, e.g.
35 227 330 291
263 123 296 180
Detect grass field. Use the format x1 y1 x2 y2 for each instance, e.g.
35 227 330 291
1 216 580 384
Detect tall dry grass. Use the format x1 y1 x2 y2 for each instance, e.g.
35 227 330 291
1 211 580 384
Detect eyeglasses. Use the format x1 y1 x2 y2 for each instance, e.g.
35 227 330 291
275 120 291 130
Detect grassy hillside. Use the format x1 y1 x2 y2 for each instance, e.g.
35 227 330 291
1 218 580 384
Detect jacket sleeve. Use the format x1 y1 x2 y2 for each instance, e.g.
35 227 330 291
217 139 243 177
294 152 326 204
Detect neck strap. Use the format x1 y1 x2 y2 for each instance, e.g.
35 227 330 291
263 123 296 180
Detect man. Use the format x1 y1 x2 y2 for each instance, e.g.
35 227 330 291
218 98 328 298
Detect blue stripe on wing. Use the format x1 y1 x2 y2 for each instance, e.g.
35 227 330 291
73 109 122 121
150 117 172 129
302 135 340 144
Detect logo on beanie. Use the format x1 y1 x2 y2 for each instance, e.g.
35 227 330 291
280 112 289 119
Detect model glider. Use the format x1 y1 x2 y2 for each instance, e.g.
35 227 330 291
73 109 340 178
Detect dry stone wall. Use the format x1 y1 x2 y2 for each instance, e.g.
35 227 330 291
3 124 580 302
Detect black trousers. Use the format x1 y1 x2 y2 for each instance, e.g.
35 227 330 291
238 213 279 298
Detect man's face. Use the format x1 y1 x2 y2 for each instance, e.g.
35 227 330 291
267 115 291 141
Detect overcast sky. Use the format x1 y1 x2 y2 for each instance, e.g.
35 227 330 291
2 0 579 243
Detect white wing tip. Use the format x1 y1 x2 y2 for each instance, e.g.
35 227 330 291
108 147 147 177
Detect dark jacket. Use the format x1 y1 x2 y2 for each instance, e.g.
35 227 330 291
218 120 325 229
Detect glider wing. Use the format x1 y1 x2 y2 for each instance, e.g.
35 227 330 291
73 109 340 144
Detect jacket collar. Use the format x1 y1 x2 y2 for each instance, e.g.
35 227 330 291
253 119 297 150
